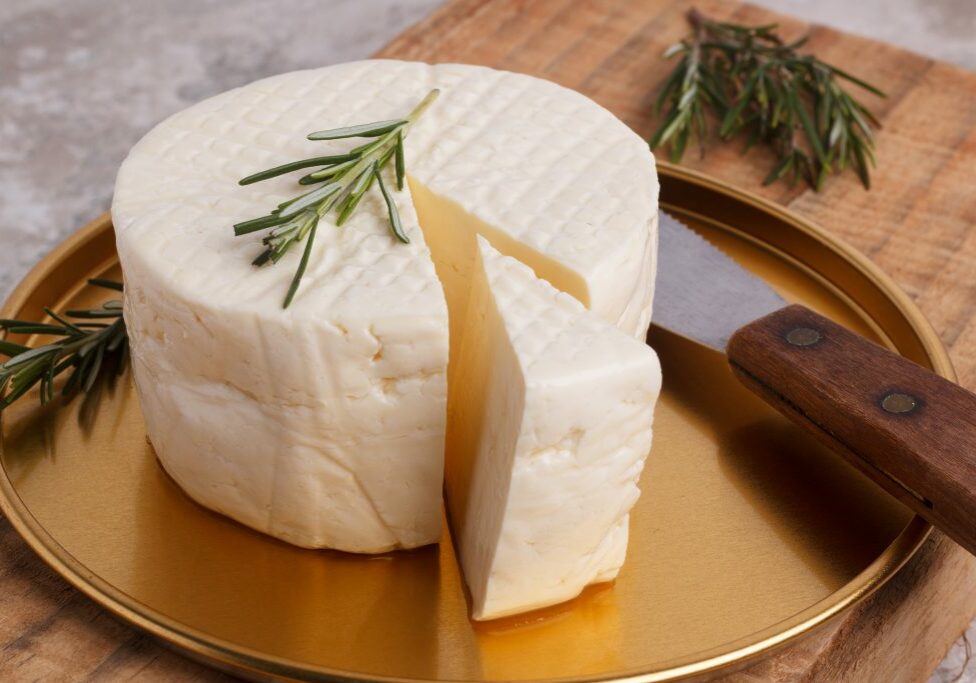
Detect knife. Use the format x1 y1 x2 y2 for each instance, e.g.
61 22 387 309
655 212 976 557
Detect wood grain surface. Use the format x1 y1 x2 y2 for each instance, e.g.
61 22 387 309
377 3 976 680
380 2 974 681
2 1 976 681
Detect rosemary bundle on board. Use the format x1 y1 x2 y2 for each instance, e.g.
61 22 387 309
650 9 885 190
234 89 440 308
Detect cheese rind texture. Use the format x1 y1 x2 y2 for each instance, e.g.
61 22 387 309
450 238 661 620
112 59 658 553
404 61 659 337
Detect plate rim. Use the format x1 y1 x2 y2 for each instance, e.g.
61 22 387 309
0 163 948 682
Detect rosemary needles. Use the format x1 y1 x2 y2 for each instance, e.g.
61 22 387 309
650 9 885 190
0 279 128 414
235 89 440 308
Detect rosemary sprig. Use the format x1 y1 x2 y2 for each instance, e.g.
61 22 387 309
235 89 440 308
650 9 885 190
0 279 128 413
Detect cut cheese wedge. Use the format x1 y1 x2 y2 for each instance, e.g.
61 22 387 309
447 237 661 620
111 59 659 555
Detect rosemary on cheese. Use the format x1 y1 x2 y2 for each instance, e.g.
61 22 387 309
234 89 440 308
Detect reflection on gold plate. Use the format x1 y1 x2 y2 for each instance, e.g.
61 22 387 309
0 163 949 682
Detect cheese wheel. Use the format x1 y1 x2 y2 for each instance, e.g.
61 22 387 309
112 60 658 554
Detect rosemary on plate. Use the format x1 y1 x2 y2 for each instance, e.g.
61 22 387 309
235 89 440 308
650 9 885 190
0 279 128 414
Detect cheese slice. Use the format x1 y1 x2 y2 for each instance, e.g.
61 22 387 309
448 237 661 620
112 59 659 555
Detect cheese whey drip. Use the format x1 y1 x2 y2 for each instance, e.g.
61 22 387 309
449 238 661 620
112 60 659 554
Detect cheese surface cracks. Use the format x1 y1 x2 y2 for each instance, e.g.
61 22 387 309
448 238 661 620
112 60 659 555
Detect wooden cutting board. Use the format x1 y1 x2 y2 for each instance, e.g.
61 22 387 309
2 1 975 681
375 2 976 679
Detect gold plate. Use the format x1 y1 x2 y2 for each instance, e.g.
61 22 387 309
0 164 949 682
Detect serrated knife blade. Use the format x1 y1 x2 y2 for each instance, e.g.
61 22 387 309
654 212 787 351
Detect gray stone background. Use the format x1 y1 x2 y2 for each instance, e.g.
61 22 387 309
1 0 974 680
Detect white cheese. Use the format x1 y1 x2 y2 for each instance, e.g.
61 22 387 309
405 61 659 341
448 238 661 620
117 165 447 553
112 59 659 555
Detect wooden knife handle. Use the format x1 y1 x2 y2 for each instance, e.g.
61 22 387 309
727 304 976 557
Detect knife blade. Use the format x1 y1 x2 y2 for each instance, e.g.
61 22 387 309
655 213 787 351
653 212 976 558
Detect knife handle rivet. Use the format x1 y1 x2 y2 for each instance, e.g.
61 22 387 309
785 327 821 347
882 392 917 414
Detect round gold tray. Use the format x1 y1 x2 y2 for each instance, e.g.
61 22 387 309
0 163 947 682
